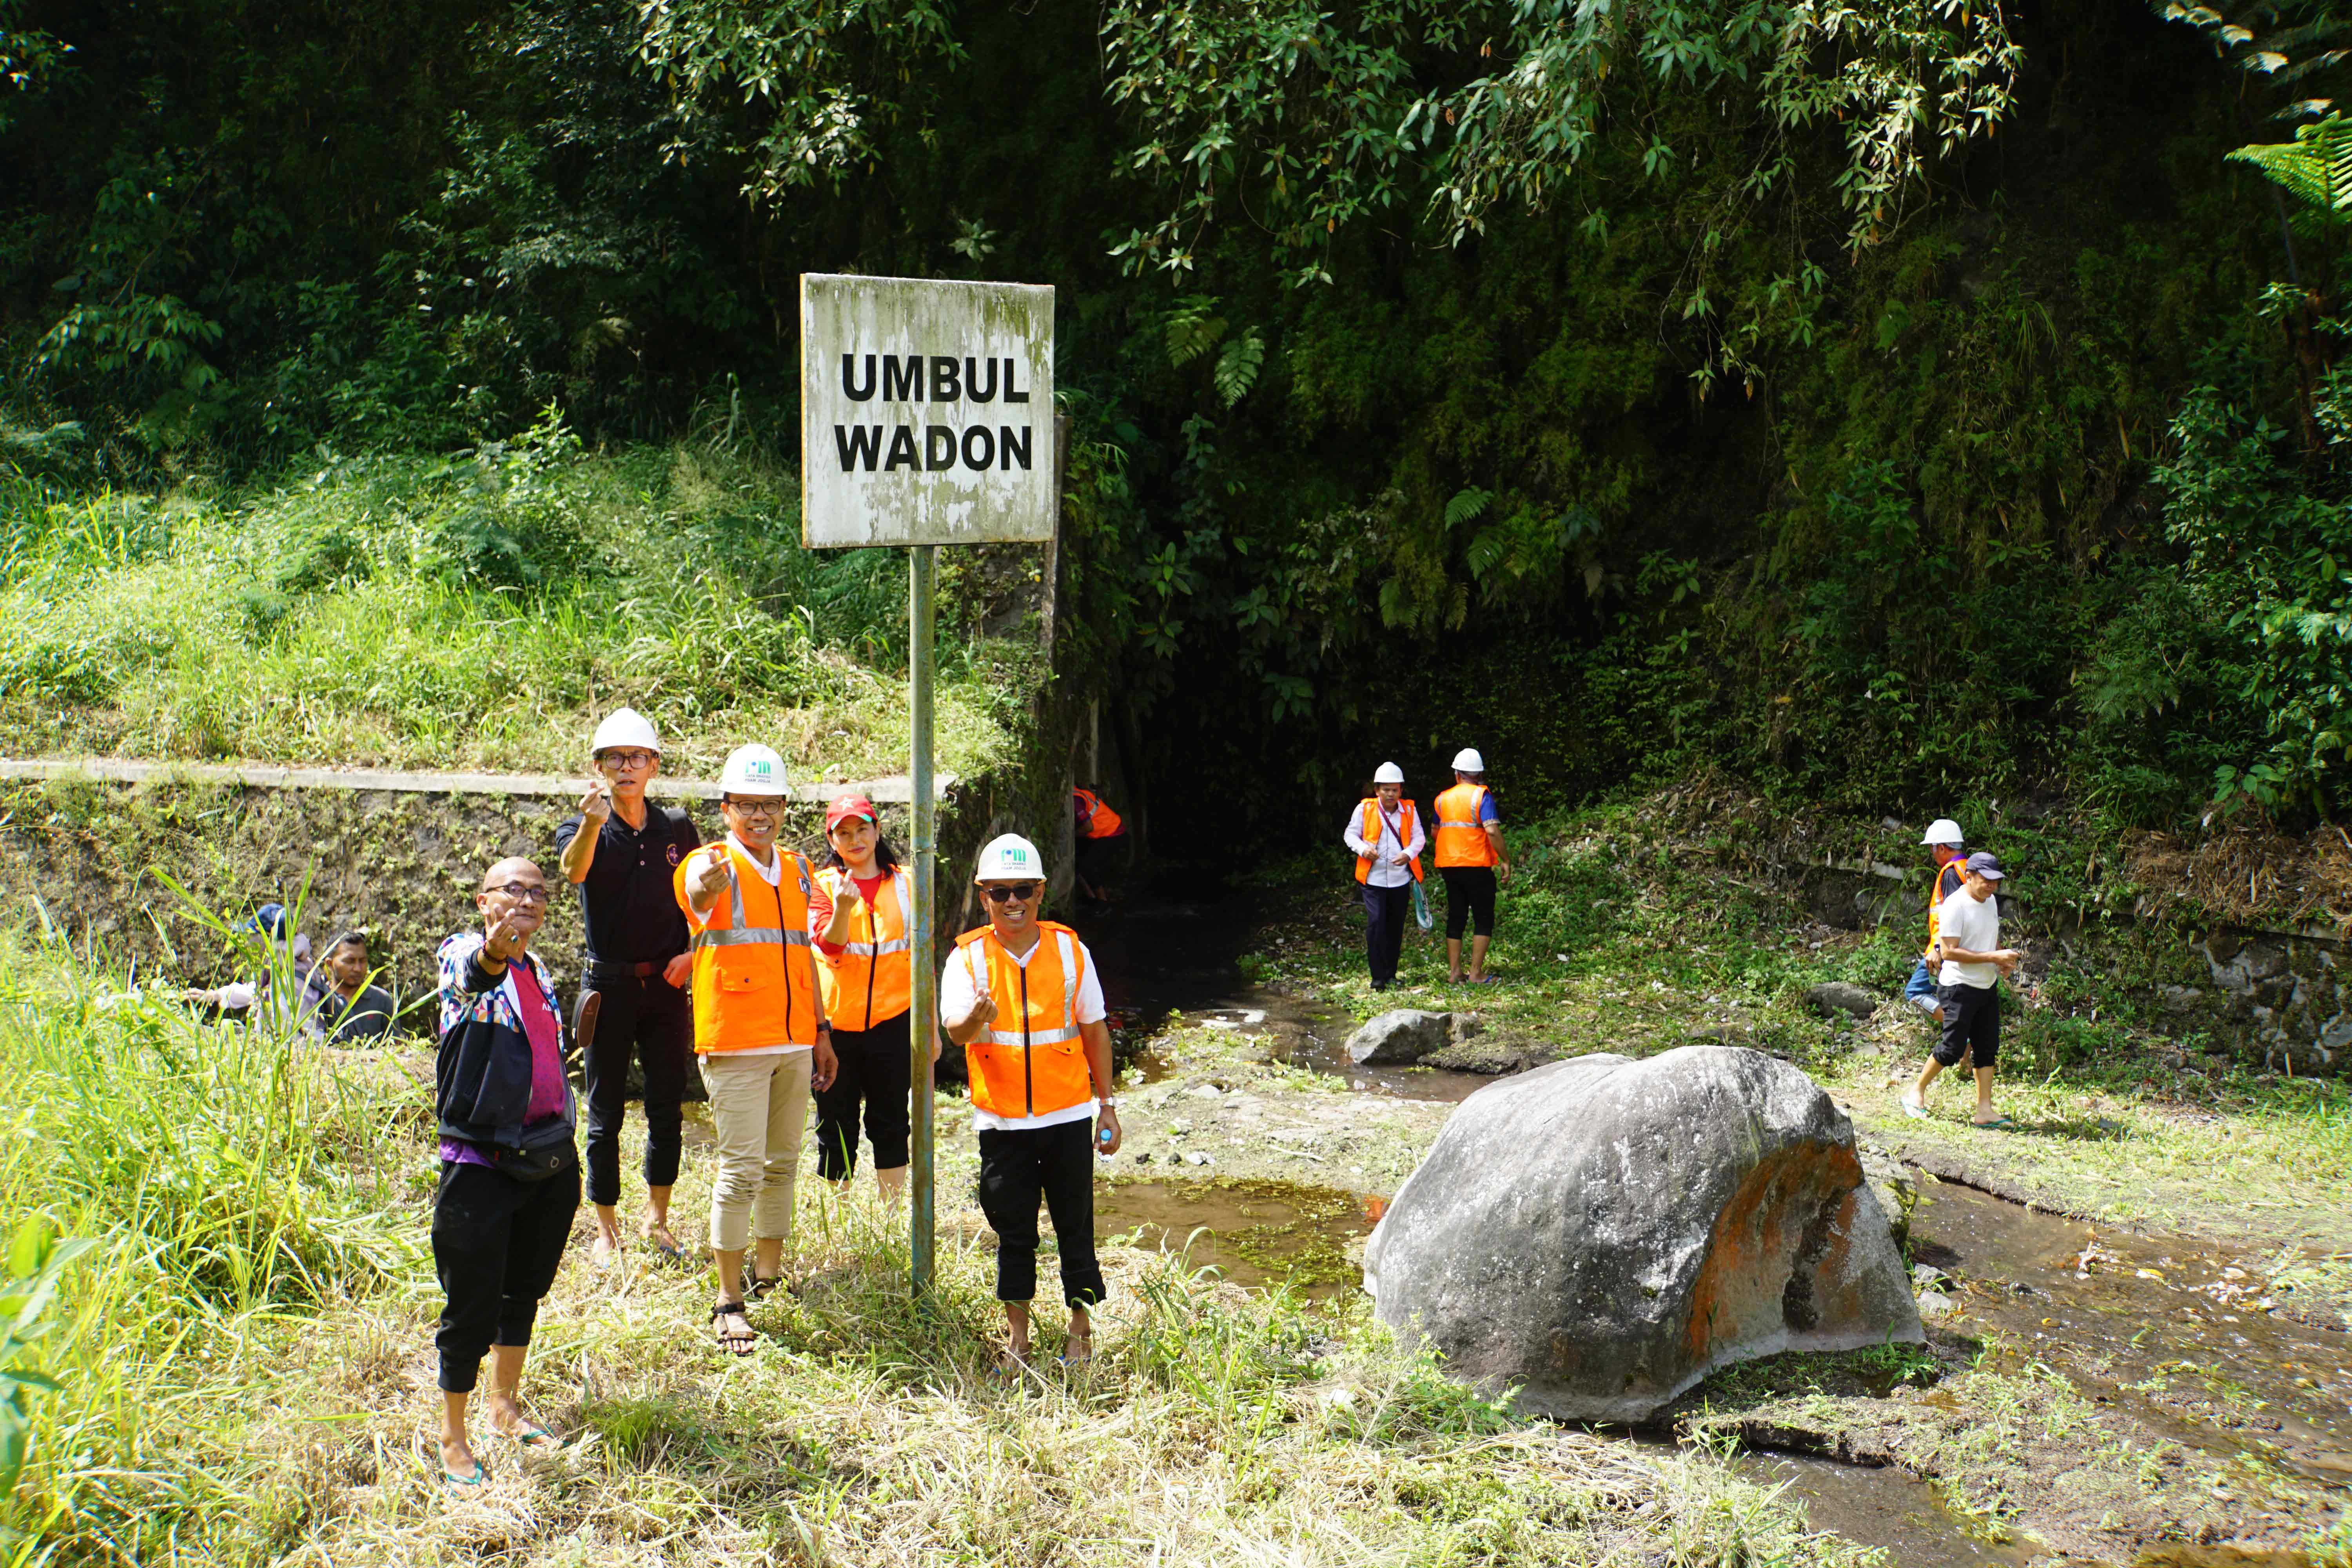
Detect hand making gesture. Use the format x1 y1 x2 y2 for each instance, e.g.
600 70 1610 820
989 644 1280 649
692 847 734 900
481 908 532 969
578 776 613 825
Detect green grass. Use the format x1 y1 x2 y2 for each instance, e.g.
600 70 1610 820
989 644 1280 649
0 430 1022 781
0 931 1886 1566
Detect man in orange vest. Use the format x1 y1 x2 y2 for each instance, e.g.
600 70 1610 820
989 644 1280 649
1343 762 1424 992
674 743 838 1357
1433 748 1512 985
942 833 1122 1367
1071 785 1127 905
1905 819 1969 1022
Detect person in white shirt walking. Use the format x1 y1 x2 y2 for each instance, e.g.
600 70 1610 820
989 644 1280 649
1343 763 1425 992
1902 852 2020 1129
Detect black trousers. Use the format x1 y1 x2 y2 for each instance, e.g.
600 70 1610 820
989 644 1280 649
976 1118 1106 1309
432 1156 580 1393
1076 831 1128 888
1362 881 1411 986
1935 983 2001 1068
1441 866 1497 938
814 1009 913 1180
581 974 690 1207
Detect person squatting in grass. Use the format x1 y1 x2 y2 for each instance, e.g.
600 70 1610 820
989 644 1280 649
430 857 580 1488
941 833 1122 1367
309 929 398 1043
811 794 939 1199
1344 762 1424 993
1433 749 1512 984
1904 818 1970 1023
556 707 700 1265
1903 852 2021 1129
676 744 837 1356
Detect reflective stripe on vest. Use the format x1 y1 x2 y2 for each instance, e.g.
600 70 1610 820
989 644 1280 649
1353 798 1423 884
1432 783 1497 868
978 930 1080 1048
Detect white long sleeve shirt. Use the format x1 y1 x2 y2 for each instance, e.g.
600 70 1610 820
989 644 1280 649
1343 800 1425 889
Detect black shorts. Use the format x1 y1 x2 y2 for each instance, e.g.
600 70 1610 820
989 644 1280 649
1440 866 1497 939
1935 983 1999 1068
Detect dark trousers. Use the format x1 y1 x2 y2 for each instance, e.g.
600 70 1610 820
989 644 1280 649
814 1010 913 1180
1441 866 1497 938
581 974 690 1207
432 1156 580 1393
1935 983 2001 1068
1362 881 1411 986
1076 831 1128 889
976 1118 1106 1309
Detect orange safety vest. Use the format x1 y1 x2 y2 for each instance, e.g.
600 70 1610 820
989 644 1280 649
1352 797 1424 884
673 842 820 1054
956 921 1096 1120
1432 782 1498 869
1074 788 1124 840
815 864 913 1032
1923 857 1966 960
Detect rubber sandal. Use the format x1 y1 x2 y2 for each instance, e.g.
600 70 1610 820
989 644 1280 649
1061 1337 1094 1368
644 1227 689 1263
711 1301 757 1356
1900 1098 1931 1120
1971 1116 2016 1130
499 1425 564 1450
439 1458 486 1490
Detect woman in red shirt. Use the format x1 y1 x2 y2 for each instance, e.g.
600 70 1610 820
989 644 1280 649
811 796 936 1198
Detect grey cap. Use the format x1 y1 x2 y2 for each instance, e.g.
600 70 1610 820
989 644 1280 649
1963 851 2005 881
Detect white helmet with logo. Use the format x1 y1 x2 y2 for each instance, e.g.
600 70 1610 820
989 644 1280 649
590 707 661 757
1920 818 1965 847
1373 761 1405 784
974 833 1046 882
1452 748 1486 773
719 744 789 797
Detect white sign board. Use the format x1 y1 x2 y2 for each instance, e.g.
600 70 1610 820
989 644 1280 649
800 274 1056 548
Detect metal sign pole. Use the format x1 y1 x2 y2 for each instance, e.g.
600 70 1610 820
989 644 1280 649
907 543 938 1295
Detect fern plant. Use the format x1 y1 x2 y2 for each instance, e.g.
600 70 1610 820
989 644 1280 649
2228 112 2352 213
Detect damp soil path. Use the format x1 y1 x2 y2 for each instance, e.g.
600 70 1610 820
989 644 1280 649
1071 890 2352 1564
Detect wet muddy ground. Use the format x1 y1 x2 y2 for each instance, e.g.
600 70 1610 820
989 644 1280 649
1067 893 2351 1565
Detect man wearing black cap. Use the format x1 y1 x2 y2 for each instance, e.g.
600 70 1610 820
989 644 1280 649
1902 851 2019 1129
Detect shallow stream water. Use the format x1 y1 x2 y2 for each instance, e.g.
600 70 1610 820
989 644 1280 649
1073 894 2347 1566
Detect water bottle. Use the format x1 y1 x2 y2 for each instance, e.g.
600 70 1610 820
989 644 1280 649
1096 1121 1115 1166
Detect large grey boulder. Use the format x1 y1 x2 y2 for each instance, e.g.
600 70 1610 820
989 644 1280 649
1362 1045 1921 1421
1345 1010 1452 1065
1805 981 1880 1021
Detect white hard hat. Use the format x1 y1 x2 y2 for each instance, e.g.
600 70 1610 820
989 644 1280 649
590 706 661 756
1374 762 1405 784
1452 748 1486 773
974 832 1046 882
1921 818 1965 847
719 744 789 797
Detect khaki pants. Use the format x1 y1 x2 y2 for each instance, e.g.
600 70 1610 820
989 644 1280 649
702 1050 813 1253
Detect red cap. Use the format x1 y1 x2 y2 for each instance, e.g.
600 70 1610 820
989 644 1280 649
825 794 878 831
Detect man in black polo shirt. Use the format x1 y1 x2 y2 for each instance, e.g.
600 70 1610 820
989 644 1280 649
556 708 701 1265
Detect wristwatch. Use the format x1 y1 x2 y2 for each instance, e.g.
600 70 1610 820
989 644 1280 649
1099 1096 1117 1109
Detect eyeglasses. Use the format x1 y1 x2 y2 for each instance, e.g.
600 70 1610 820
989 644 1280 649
488 883 552 903
726 799 785 818
598 750 656 770
982 882 1041 903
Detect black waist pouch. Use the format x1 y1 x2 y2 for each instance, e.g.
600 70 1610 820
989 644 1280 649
491 1134 577 1185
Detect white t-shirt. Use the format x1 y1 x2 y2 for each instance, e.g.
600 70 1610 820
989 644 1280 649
683 835 818 1056
1342 800 1425 889
1936 886 2002 989
940 929 1107 1132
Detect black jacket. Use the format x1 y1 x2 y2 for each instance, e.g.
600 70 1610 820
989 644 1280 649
434 933 575 1151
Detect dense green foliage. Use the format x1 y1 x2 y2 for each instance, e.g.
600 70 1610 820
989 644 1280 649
6 0 2352 838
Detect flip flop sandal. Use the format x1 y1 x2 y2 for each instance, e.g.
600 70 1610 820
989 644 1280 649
1971 1116 2016 1130
1901 1099 1931 1120
500 1425 564 1450
1060 1339 1095 1369
644 1232 690 1264
711 1302 758 1356
439 1459 486 1490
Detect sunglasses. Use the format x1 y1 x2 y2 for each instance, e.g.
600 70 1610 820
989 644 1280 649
982 882 1041 903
